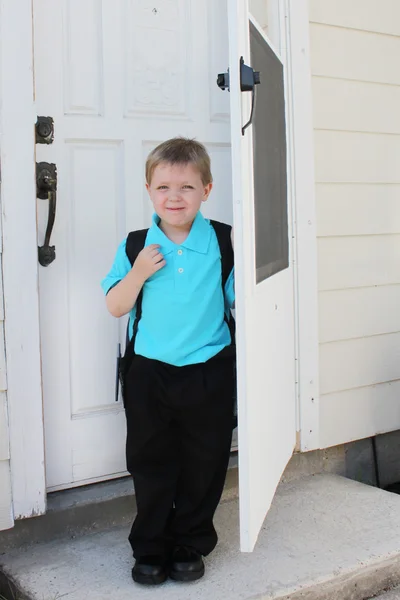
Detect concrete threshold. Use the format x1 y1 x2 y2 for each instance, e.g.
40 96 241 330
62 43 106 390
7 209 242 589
2 474 400 600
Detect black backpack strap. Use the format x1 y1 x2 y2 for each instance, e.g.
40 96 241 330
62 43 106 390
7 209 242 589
210 220 234 289
125 229 148 266
117 229 149 405
125 229 148 345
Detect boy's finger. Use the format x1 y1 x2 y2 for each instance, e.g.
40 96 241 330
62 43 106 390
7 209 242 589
153 253 164 264
148 247 162 258
146 244 161 255
155 259 166 271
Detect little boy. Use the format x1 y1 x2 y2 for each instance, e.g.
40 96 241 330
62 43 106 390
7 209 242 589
101 137 235 586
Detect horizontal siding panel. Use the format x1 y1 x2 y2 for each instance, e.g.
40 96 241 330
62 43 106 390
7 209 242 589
310 24 400 85
309 0 400 37
313 77 400 134
319 286 400 343
320 381 400 448
315 131 400 184
318 235 400 291
316 184 400 237
320 332 400 394
0 460 13 530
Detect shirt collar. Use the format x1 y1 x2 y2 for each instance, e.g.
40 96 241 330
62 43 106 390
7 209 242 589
147 212 211 255
181 212 211 254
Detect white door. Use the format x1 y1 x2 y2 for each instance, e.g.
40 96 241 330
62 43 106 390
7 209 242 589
33 0 234 491
227 1 297 551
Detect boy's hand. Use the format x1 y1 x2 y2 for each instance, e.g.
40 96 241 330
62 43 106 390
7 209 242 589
132 244 166 284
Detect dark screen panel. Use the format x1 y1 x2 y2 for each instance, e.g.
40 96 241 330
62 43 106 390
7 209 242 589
250 21 289 284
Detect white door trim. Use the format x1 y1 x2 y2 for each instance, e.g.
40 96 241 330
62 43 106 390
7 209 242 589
262 0 320 452
283 0 320 451
0 0 46 518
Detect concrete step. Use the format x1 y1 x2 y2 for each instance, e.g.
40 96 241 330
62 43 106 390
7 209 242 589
2 474 400 600
0 461 239 555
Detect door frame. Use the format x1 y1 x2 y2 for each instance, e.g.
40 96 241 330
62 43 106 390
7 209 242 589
274 0 320 452
0 0 318 521
0 0 46 519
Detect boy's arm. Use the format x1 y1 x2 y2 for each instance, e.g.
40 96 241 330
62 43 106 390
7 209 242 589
105 267 145 318
102 241 166 318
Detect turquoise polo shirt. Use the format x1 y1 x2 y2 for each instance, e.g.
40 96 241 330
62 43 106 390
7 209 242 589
101 212 235 366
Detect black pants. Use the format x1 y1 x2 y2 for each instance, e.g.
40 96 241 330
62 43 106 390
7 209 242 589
124 351 234 559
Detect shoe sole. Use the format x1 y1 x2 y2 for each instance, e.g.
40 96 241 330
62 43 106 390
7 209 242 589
169 566 205 582
132 571 168 586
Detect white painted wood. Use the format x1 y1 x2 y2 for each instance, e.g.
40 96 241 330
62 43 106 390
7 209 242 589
309 0 400 37
320 381 400 449
0 392 10 461
285 0 319 452
320 332 400 396
0 460 13 531
315 131 400 184
0 322 7 392
33 0 233 490
319 286 400 344
313 78 400 135
310 24 400 85
227 0 296 551
0 0 46 519
316 184 400 237
318 235 400 291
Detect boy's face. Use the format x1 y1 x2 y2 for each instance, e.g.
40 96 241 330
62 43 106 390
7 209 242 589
146 162 212 229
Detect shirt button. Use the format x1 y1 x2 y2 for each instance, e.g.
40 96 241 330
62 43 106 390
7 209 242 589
177 249 183 255
178 268 184 274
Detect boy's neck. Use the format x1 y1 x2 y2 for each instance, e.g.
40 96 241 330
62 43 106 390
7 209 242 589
159 219 194 244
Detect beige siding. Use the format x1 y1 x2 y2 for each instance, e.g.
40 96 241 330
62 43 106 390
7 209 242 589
309 0 400 37
310 1 400 447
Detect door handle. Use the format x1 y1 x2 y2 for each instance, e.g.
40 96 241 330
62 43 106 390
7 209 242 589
37 162 57 267
217 57 260 135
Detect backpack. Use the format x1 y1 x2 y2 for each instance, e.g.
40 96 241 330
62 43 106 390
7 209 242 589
117 219 237 426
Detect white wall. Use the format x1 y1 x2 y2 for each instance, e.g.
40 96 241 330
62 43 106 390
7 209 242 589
310 0 400 447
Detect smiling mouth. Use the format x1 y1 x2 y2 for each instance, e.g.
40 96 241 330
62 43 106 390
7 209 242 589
166 207 185 211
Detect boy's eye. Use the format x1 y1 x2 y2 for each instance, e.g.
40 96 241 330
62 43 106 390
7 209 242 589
182 185 194 189
157 186 168 190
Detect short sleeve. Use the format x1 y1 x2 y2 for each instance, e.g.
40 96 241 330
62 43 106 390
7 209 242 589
101 238 131 295
224 267 235 314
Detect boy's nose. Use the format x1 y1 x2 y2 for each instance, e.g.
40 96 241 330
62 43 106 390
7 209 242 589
169 192 181 202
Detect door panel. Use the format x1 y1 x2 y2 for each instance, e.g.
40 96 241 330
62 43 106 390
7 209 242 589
227 3 296 551
34 0 232 490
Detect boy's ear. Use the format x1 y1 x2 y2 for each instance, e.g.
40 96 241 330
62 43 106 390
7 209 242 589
145 182 150 192
202 182 213 202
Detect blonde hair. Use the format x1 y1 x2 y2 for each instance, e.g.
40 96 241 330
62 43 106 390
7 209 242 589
146 137 213 186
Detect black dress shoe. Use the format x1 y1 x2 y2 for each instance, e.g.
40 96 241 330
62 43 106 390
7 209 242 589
132 555 168 585
170 546 205 582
